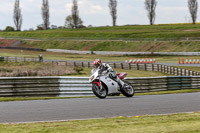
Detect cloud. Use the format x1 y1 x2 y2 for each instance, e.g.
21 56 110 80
156 5 190 24
65 0 107 15
0 1 13 14
0 0 199 30
79 0 107 14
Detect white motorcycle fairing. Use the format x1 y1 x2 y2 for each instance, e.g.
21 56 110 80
99 73 121 95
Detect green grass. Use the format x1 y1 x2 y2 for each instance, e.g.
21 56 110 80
0 96 92 102
1 24 200 39
1 112 200 133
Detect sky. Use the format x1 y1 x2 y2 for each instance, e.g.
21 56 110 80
0 0 199 30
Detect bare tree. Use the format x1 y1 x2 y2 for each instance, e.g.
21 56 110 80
109 0 117 26
72 0 80 29
65 15 83 29
14 0 22 31
42 0 50 30
145 0 157 25
188 0 198 24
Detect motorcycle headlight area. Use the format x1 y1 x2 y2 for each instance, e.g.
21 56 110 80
90 76 94 81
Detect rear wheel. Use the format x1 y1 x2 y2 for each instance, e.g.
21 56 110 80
92 83 108 99
121 81 134 97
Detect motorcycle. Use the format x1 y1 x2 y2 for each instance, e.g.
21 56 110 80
89 68 135 99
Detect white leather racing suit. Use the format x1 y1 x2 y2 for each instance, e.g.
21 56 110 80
100 63 125 87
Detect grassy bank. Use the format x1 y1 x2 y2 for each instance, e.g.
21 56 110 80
21 40 200 52
1 112 200 133
1 24 200 39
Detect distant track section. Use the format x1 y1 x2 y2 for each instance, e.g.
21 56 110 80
0 46 45 51
47 49 200 56
1 36 200 42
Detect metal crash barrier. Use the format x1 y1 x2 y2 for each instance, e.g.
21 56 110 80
0 76 199 97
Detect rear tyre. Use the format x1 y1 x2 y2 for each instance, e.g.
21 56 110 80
92 83 108 99
121 81 134 97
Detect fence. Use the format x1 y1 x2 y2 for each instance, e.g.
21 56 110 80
0 76 199 97
55 61 200 76
3 56 41 62
2 56 200 76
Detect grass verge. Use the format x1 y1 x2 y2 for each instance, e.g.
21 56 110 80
0 62 77 77
0 112 200 133
0 89 199 102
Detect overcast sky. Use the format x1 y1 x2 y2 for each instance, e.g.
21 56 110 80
0 0 199 30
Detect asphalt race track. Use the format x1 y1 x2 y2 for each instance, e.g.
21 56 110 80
0 92 200 123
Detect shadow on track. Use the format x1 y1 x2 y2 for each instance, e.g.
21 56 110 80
90 96 137 100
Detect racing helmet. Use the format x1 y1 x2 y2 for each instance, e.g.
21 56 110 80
94 59 102 68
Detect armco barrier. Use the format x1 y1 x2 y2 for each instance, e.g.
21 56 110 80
0 56 4 62
0 76 199 97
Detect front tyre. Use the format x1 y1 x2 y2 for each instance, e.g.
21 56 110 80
121 81 135 97
92 83 108 99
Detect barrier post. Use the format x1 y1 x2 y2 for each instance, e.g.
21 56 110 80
152 64 154 71
144 63 147 71
136 64 139 70
121 63 124 69
128 63 131 70
114 63 116 68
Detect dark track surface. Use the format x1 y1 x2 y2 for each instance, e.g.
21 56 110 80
0 93 200 123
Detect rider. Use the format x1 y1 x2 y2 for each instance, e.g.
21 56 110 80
93 59 125 88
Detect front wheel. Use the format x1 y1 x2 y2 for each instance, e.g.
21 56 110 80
92 83 108 99
121 80 135 97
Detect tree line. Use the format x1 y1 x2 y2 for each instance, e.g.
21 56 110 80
7 0 200 31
